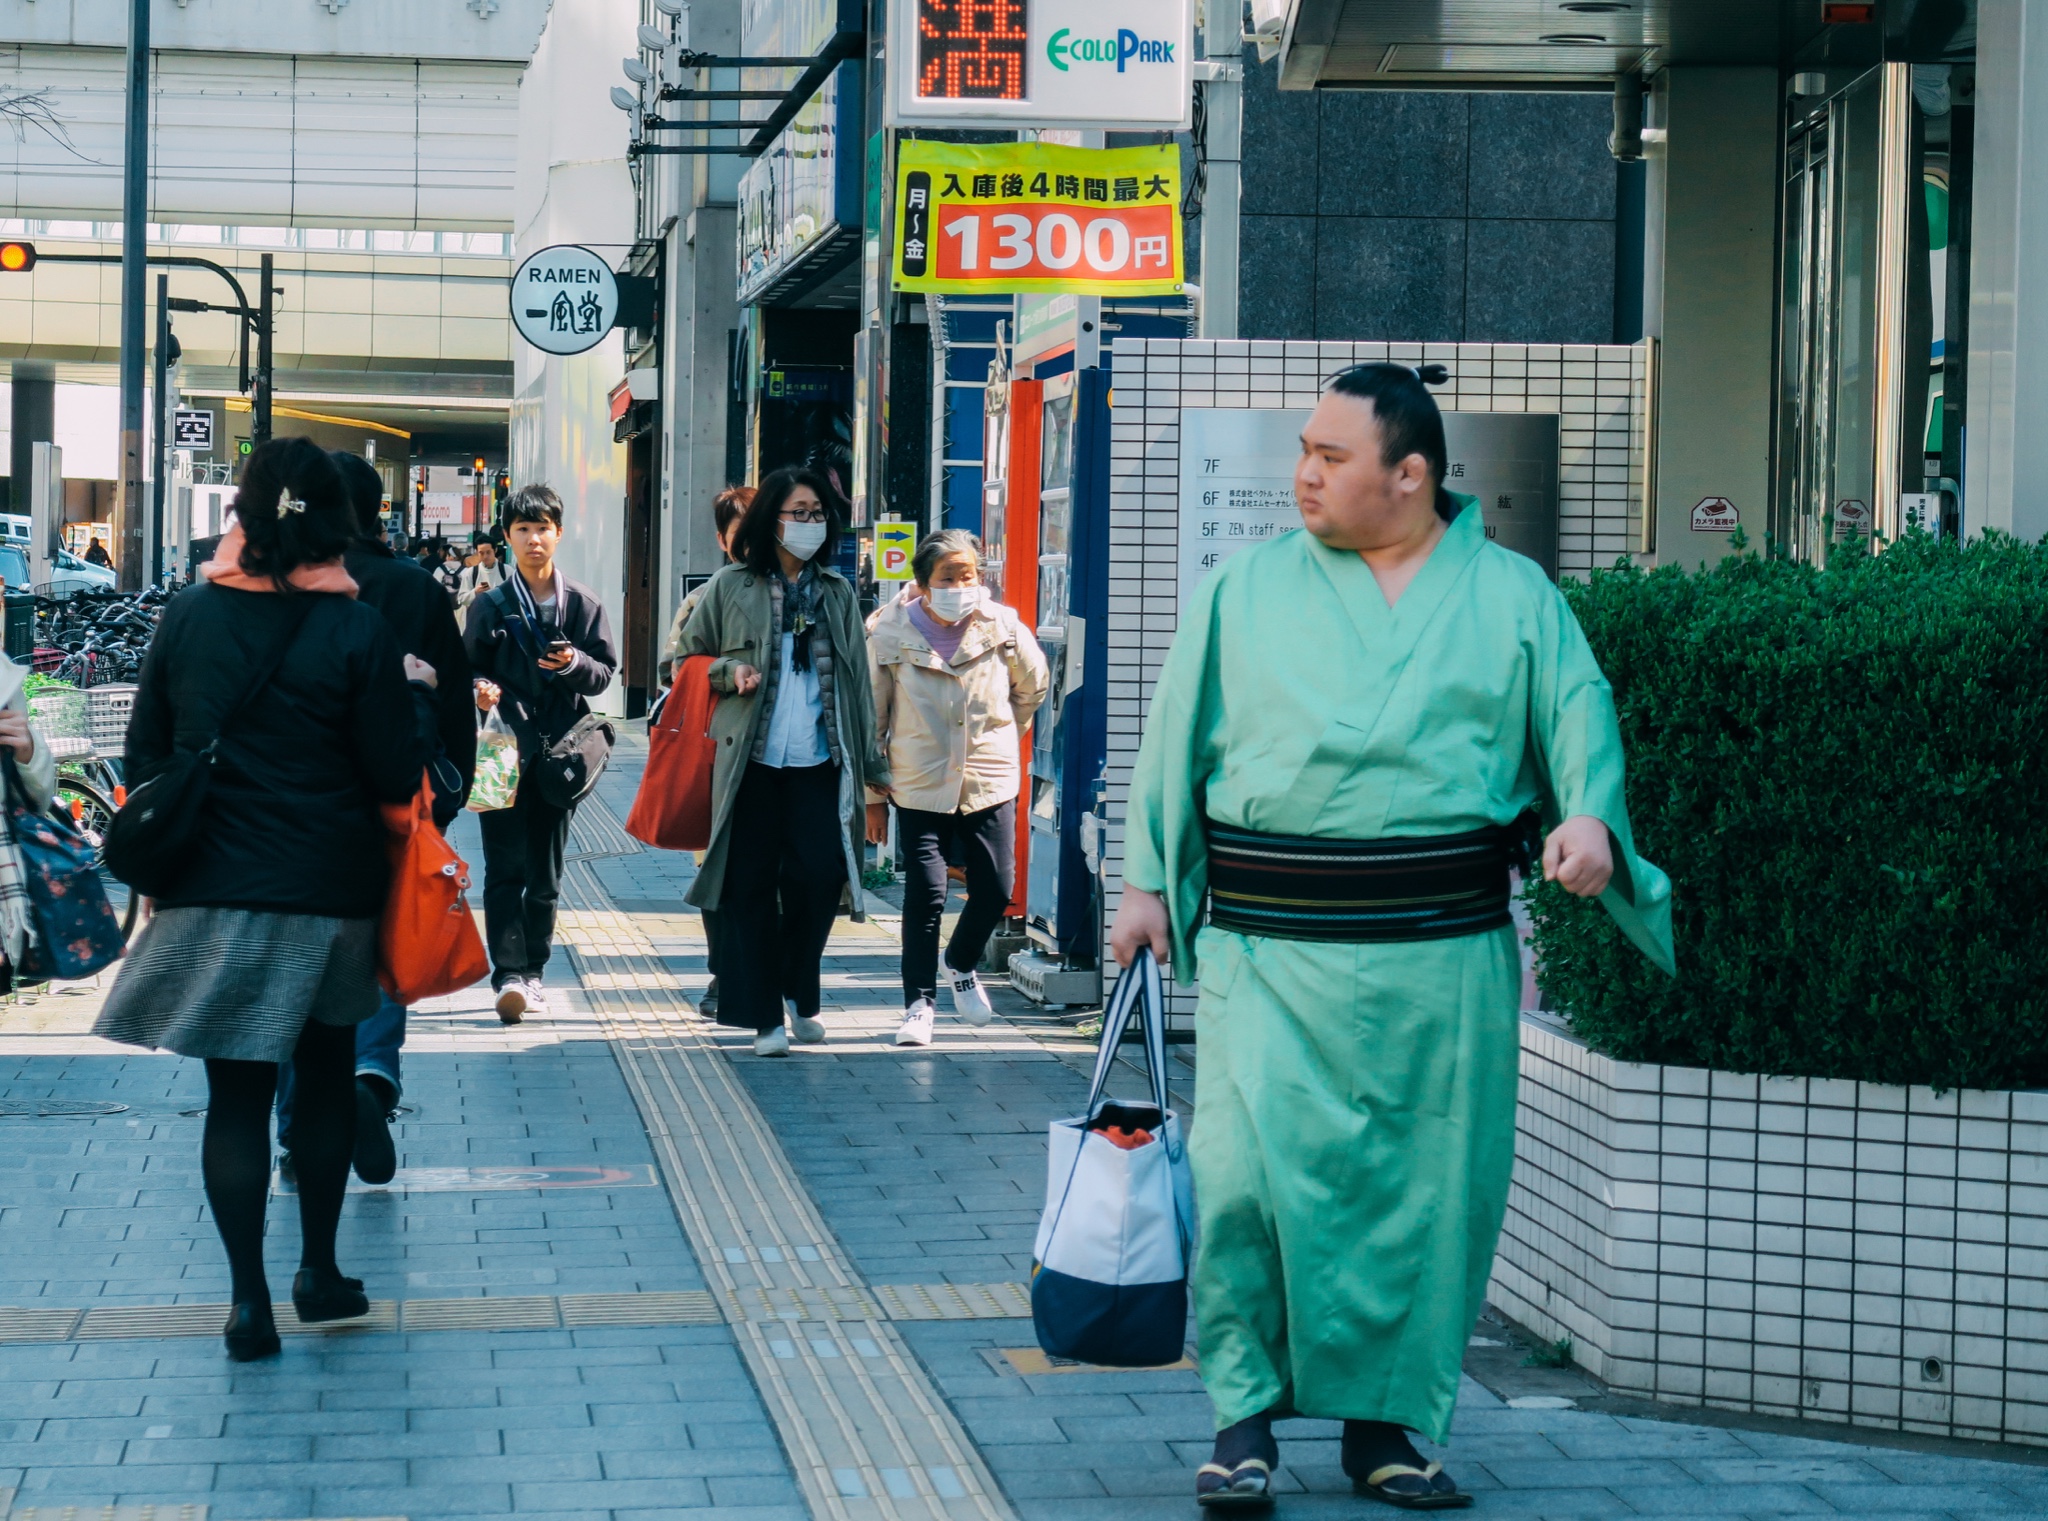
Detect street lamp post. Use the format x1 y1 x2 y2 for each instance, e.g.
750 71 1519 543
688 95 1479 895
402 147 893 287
115 0 150 591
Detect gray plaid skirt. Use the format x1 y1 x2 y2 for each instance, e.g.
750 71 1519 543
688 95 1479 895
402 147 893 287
93 907 381 1063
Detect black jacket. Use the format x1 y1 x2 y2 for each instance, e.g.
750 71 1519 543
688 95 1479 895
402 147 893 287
125 582 430 919
346 540 476 823
462 572 617 760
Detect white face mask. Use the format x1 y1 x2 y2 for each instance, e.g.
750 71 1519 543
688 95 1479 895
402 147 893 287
926 584 980 623
779 519 828 561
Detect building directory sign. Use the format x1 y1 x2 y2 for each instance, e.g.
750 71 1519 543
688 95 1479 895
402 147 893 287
509 245 619 356
893 141 1183 296
885 0 1192 129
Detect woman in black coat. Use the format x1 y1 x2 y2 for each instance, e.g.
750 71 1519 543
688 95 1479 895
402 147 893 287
95 437 431 1361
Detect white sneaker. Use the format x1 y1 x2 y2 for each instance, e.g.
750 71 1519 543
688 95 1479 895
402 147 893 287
789 1013 827 1044
494 980 528 1026
894 999 936 1047
946 968 994 1026
753 1027 791 1058
524 978 549 1017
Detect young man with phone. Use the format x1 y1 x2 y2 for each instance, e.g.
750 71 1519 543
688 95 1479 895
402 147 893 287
466 484 618 1023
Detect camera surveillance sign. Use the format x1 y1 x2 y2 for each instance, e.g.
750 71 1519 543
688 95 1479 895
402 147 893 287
509 245 620 356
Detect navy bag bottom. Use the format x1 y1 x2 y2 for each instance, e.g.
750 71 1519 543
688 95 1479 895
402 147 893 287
1031 1266 1187 1369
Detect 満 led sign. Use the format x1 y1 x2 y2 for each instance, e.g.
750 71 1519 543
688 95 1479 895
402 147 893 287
887 0 1192 129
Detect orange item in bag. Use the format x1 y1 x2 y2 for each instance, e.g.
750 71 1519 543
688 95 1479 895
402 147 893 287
378 772 489 1004
626 655 719 851
1097 1126 1156 1151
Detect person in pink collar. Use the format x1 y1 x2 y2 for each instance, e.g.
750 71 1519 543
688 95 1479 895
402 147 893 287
94 438 433 1363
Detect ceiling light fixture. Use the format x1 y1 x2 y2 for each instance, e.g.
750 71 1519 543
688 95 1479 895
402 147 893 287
1540 33 1608 44
1560 2 1631 12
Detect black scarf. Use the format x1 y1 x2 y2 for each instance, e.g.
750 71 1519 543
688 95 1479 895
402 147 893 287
777 562 826 671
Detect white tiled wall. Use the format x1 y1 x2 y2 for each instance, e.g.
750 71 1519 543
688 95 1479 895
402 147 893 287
1101 338 1651 1030
1492 1012 2048 1445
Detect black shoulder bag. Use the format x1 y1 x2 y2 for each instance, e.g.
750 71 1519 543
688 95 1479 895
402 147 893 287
104 597 317 899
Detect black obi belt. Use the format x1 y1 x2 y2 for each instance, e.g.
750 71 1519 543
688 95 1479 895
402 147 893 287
1203 817 1531 944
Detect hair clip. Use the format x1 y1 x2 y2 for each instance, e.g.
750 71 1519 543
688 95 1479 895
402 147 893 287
278 494 307 515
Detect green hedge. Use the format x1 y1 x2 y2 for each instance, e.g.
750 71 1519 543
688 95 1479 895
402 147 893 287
1528 532 2048 1092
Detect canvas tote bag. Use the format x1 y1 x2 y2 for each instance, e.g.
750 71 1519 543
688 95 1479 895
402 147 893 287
1031 948 1195 1368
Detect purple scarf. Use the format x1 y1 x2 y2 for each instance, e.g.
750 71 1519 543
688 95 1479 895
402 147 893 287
908 596 970 664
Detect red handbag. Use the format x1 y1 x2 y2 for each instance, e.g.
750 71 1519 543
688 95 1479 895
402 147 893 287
378 773 490 1004
625 655 719 851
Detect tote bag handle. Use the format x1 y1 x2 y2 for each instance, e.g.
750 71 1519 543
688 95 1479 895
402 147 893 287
1083 948 1170 1120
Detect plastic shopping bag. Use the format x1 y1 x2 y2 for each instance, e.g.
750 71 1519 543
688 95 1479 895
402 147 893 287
1031 949 1195 1368
467 709 521 812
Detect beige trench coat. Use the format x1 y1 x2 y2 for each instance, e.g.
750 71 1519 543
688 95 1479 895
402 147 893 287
867 594 1049 815
669 562 890 912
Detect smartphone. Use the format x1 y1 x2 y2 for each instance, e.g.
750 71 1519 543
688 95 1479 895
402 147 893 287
546 638 573 656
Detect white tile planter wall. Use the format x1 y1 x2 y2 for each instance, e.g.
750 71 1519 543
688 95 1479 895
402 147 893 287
1491 1012 2048 1445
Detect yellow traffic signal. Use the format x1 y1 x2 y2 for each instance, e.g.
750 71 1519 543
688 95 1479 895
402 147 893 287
0 241 36 272
473 456 487 473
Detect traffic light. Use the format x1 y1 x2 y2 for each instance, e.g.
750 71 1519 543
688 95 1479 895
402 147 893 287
0 241 36 273
472 456 487 475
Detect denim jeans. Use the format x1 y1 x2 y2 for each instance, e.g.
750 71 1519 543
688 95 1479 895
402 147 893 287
275 991 406 1152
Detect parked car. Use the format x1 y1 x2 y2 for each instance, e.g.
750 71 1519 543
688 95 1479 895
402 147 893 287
0 544 116 598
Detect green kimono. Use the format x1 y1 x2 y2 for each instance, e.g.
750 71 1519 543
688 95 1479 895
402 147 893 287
1123 496 1673 1443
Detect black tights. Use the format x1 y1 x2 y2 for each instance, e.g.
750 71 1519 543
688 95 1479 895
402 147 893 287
202 1020 356 1305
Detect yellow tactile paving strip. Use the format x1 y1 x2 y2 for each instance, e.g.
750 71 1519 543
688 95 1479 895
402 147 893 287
561 905 1017 1521
0 1282 1035 1345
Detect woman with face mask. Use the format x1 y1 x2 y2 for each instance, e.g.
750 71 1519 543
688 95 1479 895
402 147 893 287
864 530 1049 1047
668 467 891 1056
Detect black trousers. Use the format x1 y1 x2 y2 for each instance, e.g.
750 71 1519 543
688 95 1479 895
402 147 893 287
720 761 846 1032
898 798 1015 1007
479 784 572 985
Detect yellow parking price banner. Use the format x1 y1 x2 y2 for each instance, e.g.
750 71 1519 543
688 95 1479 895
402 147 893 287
893 140 1183 296
874 519 917 581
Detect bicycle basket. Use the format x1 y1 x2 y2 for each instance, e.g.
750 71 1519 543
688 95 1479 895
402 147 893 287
28 685 92 761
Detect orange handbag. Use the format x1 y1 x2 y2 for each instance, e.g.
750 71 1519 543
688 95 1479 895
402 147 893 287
378 773 490 1004
625 654 719 851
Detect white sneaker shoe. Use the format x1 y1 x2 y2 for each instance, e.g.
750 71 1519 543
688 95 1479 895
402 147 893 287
789 1013 827 1044
753 1027 791 1058
494 980 528 1026
524 979 549 1017
894 999 936 1047
946 968 994 1026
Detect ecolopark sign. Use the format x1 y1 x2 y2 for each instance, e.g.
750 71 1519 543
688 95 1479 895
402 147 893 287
892 140 1184 297
885 0 1192 129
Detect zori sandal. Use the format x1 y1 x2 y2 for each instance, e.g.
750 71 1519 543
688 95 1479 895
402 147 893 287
1196 1457 1274 1508
1354 1461 1472 1510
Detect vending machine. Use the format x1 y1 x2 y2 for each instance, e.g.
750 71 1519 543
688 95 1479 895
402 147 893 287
1013 365 1112 1002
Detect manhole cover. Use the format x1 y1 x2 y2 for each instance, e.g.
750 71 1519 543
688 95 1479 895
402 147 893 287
0 1099 130 1117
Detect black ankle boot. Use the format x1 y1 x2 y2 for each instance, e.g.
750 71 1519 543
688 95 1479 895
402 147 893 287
291 1267 369 1323
223 1301 280 1362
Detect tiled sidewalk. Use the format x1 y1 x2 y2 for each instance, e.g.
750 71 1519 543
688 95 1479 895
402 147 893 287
0 735 2045 1518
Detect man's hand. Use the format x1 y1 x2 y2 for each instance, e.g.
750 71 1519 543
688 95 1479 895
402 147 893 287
0 711 35 763
473 678 501 713
403 655 437 688
1109 886 1171 969
1542 814 1614 899
537 648 575 673
732 664 763 696
865 800 889 845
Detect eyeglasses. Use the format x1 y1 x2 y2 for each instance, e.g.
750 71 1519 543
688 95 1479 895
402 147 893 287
781 508 829 524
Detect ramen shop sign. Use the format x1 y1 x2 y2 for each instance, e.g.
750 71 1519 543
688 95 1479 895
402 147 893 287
508 245 621 356
892 140 1183 296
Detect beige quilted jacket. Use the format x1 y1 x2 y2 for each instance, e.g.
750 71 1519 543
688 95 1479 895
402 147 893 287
868 595 1049 815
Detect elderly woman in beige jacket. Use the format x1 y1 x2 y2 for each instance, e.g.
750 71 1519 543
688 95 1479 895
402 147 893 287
867 529 1049 1047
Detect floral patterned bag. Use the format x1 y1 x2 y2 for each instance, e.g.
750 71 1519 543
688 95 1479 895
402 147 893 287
7 758 123 981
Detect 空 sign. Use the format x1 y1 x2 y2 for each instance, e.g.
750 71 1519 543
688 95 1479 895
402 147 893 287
885 0 1192 129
